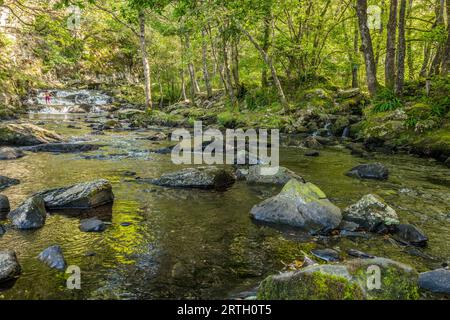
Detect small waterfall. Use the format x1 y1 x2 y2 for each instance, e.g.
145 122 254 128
342 127 350 138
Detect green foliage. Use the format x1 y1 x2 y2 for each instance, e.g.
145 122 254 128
244 87 278 110
372 89 403 113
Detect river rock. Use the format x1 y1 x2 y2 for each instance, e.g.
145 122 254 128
311 248 341 262
138 132 168 141
150 167 236 190
38 179 114 210
258 257 419 300
79 217 106 232
0 194 10 217
343 194 399 232
0 123 62 146
0 250 21 283
346 163 389 180
21 143 101 153
0 224 5 236
0 176 20 191
8 196 47 229
38 245 66 271
250 179 342 231
0 147 25 160
302 136 323 149
304 150 320 157
245 165 305 185
393 224 428 247
418 269 450 295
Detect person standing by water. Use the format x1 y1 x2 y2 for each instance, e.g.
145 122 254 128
44 91 52 105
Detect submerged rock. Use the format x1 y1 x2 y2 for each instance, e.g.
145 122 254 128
38 245 66 271
0 176 20 191
258 257 419 300
0 123 62 146
418 269 450 295
343 194 399 232
38 179 114 210
304 150 320 157
250 179 342 231
0 147 25 160
21 143 101 153
393 224 428 247
311 248 341 262
8 196 47 230
0 194 10 217
150 167 236 190
79 217 106 232
0 250 21 283
0 224 5 236
245 165 305 185
346 163 389 180
302 136 323 149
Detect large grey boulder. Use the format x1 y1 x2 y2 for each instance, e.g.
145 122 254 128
0 250 21 283
343 194 399 232
21 143 101 153
244 165 305 185
150 167 236 190
250 179 342 231
38 179 114 210
38 245 66 271
418 269 450 295
0 176 20 191
0 194 10 217
346 163 389 180
0 147 25 160
0 123 62 146
258 257 419 300
8 196 47 230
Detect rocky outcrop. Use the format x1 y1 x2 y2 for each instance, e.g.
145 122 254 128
244 165 305 185
0 123 62 146
0 176 20 191
342 194 399 232
149 167 236 190
0 250 21 283
393 224 428 247
37 179 114 210
418 269 450 295
38 245 66 271
79 217 106 232
250 179 342 231
21 143 101 153
0 147 25 160
258 257 419 300
8 196 47 230
0 194 10 218
346 163 389 180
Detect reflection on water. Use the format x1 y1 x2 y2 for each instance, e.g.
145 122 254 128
0 114 449 299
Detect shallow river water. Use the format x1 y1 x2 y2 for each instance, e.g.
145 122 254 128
0 113 449 299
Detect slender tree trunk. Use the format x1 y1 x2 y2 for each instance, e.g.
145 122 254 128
201 28 213 98
180 69 187 101
396 0 407 94
207 23 227 92
407 0 414 79
220 28 236 106
430 0 445 75
231 37 241 97
357 0 379 96
441 0 450 74
138 10 152 110
185 34 199 97
261 13 271 87
420 43 431 77
386 0 398 89
352 21 360 88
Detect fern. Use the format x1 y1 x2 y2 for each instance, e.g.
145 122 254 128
372 89 403 113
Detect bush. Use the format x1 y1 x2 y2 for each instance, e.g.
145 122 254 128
372 89 403 113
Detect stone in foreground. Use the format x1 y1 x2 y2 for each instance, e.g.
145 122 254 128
150 167 235 190
8 196 47 230
79 217 106 232
38 245 66 271
0 147 25 160
346 162 389 180
0 123 62 146
0 176 20 191
245 165 305 185
258 258 419 300
343 194 399 232
418 269 450 295
0 250 21 283
0 194 10 217
38 179 114 210
250 179 342 231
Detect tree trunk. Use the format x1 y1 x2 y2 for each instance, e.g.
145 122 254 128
201 28 213 98
220 29 236 107
231 37 241 97
396 0 407 94
407 0 414 80
180 68 187 101
420 43 431 77
429 0 445 75
386 0 398 89
441 0 450 74
261 13 271 87
185 34 199 98
357 0 379 96
352 21 360 88
138 10 152 110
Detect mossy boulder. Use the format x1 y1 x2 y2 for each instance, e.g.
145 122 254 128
245 165 305 185
0 123 62 146
250 179 342 231
258 258 419 300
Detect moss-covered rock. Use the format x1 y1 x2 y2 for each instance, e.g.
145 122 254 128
0 123 62 146
258 258 419 300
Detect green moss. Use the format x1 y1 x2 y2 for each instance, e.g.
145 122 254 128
282 179 327 201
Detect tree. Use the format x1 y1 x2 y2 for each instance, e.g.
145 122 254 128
396 0 407 94
386 0 398 89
